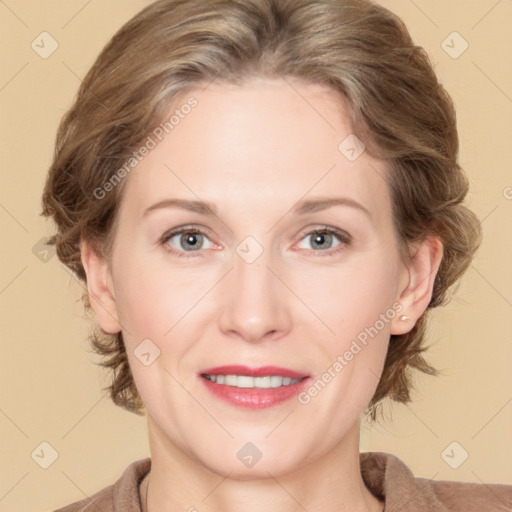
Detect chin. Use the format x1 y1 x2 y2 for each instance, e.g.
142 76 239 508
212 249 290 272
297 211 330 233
194 439 309 480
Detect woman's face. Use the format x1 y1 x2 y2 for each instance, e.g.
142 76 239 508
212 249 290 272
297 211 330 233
88 78 415 477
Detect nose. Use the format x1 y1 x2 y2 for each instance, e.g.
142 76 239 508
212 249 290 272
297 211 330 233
217 249 293 344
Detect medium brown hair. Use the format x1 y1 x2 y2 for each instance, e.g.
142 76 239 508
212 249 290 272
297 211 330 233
41 0 482 420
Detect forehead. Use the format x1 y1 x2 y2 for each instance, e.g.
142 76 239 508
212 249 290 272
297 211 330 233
119 78 391 222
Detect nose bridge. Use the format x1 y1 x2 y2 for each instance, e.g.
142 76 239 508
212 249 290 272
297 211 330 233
218 242 292 342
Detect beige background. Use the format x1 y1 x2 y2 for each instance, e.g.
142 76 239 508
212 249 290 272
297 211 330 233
0 0 511 510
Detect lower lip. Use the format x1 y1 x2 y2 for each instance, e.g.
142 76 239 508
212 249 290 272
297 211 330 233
200 376 311 409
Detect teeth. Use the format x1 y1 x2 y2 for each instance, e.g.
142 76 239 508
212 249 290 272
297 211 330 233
204 374 302 388
255 376 271 387
236 376 254 388
224 375 237 386
270 376 283 388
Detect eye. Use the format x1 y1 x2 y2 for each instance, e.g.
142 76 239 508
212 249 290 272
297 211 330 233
161 227 216 257
296 227 351 254
160 225 351 258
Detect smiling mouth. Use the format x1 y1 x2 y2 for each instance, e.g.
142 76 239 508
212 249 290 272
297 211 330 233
198 365 311 408
201 374 305 388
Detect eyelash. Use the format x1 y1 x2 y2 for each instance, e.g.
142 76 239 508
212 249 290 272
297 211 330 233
160 225 352 259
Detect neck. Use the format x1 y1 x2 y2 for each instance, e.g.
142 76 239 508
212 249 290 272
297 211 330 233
141 418 383 512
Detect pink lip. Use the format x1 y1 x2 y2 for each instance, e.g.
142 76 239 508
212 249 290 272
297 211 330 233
199 365 309 379
199 365 311 409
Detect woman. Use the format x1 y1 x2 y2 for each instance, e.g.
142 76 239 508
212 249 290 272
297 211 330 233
41 0 511 510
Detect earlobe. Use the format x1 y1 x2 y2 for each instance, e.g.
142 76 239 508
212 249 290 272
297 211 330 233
80 239 121 334
391 236 443 335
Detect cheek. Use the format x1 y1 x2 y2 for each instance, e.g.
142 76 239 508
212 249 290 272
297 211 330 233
294 257 397 419
112 251 215 338
292 250 400 398
292 250 400 333
111 256 221 402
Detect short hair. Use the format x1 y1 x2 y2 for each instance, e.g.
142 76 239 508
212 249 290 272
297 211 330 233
41 0 482 421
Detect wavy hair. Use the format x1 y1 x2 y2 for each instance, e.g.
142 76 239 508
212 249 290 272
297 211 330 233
41 0 482 420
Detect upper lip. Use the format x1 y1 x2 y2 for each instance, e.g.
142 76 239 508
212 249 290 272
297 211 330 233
200 365 309 379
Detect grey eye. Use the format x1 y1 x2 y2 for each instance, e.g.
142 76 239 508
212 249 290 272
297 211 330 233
298 230 342 251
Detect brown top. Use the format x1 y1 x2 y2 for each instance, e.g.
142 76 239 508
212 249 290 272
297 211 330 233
53 452 512 511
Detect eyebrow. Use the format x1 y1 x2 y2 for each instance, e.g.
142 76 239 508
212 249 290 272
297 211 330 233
293 197 371 217
143 196 371 218
143 199 218 217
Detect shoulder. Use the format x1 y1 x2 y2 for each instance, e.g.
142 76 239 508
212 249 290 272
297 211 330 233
53 486 113 512
427 477 512 511
53 458 151 512
360 451 512 512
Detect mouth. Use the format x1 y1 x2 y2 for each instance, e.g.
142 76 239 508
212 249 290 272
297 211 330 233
199 365 311 409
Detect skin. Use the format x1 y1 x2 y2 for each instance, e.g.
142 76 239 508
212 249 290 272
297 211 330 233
81 78 442 512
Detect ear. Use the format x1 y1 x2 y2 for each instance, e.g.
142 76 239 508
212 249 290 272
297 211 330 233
391 236 443 335
80 239 121 334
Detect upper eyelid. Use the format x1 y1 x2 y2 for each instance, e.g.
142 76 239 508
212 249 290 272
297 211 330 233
162 225 215 240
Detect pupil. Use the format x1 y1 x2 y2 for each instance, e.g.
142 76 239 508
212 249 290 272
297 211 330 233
312 232 331 250
182 233 201 250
